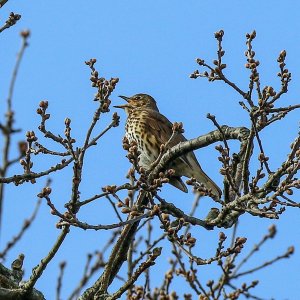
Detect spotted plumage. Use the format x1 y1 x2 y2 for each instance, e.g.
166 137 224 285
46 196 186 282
114 93 221 198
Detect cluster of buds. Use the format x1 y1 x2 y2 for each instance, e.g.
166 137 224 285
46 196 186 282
187 177 217 199
160 213 186 241
213 30 226 75
261 86 276 104
159 169 177 188
36 100 51 131
258 152 269 164
117 197 141 217
160 212 170 224
214 29 224 41
189 69 201 79
101 185 117 194
36 100 49 115
85 58 119 112
245 31 260 83
148 204 160 217
213 59 226 75
186 177 196 186
176 267 197 286
164 269 174 283
150 172 169 191
196 58 205 66
214 231 228 258
6 12 21 27
116 197 129 210
64 118 71 137
178 232 197 248
255 85 278 128
126 167 137 185
85 58 97 70
190 60 210 81
246 30 256 41
277 50 291 88
227 280 259 299
63 118 76 145
112 112 120 127
195 184 211 197
191 59 219 82
136 168 148 190
62 211 72 220
25 131 37 143
216 145 231 172
19 157 33 173
278 181 295 196
244 53 260 72
152 288 180 300
172 122 184 134
123 138 140 169
128 285 145 300
122 137 130 151
37 186 52 198
232 237 247 254
160 212 174 237
212 236 247 274
19 131 38 177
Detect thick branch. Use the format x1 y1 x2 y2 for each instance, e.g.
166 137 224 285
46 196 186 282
79 191 148 299
150 126 249 180
0 263 45 300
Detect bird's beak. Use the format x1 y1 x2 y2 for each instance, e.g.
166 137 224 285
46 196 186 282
118 95 130 102
114 95 130 109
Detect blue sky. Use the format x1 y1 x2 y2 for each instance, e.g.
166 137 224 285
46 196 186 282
1 1 300 299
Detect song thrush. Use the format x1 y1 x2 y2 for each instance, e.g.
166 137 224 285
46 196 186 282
114 93 221 199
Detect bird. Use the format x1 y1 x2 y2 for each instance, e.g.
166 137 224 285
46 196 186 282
114 93 221 199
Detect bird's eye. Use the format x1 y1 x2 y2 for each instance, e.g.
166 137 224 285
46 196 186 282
134 96 141 100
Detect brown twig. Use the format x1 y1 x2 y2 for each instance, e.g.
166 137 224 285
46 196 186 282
0 30 30 229
56 261 66 300
232 246 294 279
107 248 162 300
0 12 21 33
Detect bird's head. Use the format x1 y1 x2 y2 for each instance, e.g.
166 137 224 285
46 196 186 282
114 94 159 113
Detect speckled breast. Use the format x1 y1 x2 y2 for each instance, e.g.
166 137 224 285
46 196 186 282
125 111 159 170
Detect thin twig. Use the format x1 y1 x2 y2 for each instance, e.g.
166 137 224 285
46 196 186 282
0 30 29 229
232 246 293 279
0 12 21 33
56 261 66 300
23 226 70 292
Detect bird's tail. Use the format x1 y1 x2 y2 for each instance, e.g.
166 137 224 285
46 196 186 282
194 171 222 200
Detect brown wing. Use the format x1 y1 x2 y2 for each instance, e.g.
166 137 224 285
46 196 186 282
141 108 222 198
142 108 196 168
142 109 181 145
